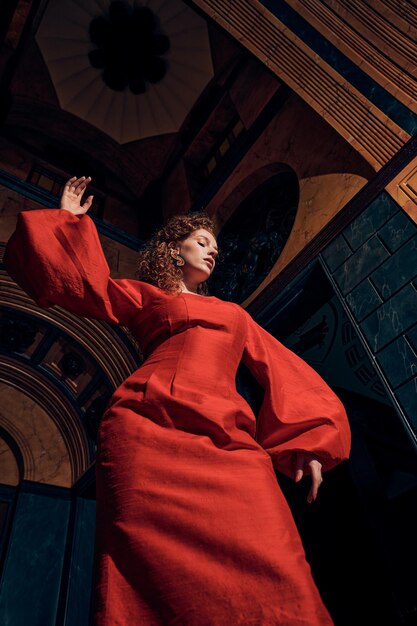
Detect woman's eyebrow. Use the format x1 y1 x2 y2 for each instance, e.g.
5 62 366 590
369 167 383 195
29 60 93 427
201 235 218 251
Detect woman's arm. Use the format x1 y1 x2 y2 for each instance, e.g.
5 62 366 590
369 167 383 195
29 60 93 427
3 176 143 326
241 307 351 502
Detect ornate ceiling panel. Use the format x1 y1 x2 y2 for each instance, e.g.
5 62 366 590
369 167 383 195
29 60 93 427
35 0 214 143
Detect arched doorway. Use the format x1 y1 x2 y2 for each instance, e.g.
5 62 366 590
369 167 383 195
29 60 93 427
209 168 299 301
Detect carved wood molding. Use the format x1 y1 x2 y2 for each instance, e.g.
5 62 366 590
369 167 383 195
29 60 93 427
286 0 417 114
190 0 409 170
385 157 417 225
0 270 139 386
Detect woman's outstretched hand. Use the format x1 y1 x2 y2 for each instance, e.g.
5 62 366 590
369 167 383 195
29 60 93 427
294 451 323 504
60 176 94 215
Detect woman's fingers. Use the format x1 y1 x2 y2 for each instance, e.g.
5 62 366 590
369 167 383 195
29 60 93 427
307 461 323 504
64 176 77 190
73 176 91 195
61 176 93 213
82 195 94 211
294 453 305 483
294 452 323 503
64 176 91 195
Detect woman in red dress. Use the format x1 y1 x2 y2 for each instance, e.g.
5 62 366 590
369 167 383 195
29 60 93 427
4 176 351 625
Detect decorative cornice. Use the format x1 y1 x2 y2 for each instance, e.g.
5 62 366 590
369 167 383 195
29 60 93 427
285 0 417 114
190 0 409 170
0 271 140 387
0 169 144 251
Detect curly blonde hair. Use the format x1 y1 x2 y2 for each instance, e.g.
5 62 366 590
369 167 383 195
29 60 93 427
135 212 216 294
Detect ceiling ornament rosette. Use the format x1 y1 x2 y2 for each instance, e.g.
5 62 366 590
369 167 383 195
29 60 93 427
35 0 214 144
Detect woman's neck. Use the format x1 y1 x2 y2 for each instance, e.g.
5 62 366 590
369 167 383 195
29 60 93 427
179 280 200 294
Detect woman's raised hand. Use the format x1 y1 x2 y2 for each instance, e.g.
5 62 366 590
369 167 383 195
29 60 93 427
60 176 94 215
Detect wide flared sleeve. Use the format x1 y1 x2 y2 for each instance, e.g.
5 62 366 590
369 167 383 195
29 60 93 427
3 208 142 326
241 309 351 478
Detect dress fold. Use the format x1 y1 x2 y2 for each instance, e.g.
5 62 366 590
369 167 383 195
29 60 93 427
241 309 351 478
3 208 142 325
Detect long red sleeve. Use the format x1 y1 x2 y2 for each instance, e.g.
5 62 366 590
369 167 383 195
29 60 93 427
241 308 351 477
3 208 142 326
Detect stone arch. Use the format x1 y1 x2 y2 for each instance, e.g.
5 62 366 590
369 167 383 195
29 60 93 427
209 164 299 302
210 164 367 304
242 171 368 305
0 426 23 486
0 369 88 487
0 264 141 487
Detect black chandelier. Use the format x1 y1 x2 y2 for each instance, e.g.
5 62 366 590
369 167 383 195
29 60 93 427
88 1 170 95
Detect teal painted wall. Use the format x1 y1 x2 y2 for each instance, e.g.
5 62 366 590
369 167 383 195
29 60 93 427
0 484 71 626
63 497 96 626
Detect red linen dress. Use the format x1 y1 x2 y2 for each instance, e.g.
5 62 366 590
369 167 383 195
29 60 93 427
4 209 351 626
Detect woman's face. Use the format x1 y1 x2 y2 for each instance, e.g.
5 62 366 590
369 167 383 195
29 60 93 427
176 228 218 283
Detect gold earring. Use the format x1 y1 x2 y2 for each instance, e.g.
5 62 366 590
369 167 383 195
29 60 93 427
170 249 185 266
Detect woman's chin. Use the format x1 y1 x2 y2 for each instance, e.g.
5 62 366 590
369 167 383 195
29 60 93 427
201 270 211 281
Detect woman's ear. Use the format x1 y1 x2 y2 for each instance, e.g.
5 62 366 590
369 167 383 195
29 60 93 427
168 240 179 254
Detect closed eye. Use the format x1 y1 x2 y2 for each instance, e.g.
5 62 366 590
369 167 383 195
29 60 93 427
197 242 205 247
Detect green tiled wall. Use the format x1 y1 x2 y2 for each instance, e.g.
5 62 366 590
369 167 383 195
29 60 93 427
321 192 417 434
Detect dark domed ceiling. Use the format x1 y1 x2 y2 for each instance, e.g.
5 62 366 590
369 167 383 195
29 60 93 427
35 0 214 143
